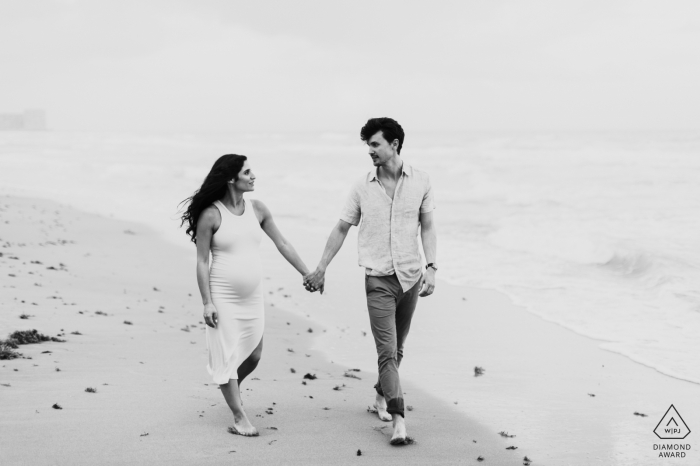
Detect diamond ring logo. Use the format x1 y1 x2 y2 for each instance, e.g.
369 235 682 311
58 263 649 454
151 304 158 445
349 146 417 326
654 405 691 440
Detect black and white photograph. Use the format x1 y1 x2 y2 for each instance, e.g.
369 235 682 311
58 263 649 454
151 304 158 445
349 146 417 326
1 1 698 464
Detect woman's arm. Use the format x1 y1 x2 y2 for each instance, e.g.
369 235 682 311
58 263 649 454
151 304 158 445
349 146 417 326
253 200 310 276
196 207 220 327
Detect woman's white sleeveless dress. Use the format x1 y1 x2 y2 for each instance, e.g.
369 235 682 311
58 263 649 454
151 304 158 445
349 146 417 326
207 199 264 384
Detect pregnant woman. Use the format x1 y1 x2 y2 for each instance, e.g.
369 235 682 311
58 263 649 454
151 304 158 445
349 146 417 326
181 154 314 436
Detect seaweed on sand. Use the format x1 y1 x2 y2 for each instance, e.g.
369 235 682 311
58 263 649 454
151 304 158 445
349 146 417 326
8 329 65 344
0 341 22 360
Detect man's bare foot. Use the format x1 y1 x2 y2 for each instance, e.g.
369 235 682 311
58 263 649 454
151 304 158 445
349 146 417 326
229 411 259 437
389 414 407 445
374 393 392 422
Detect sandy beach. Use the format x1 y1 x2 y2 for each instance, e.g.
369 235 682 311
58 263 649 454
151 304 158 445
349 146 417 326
0 196 511 465
1 195 698 465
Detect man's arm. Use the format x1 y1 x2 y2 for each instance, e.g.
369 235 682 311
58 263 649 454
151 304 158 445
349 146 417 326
419 210 437 297
304 219 353 292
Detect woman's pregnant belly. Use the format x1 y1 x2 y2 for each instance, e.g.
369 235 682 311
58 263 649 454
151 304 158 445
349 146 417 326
209 253 263 302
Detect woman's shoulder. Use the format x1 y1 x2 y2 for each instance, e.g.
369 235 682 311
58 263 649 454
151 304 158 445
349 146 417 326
199 204 221 225
250 198 267 210
250 199 270 223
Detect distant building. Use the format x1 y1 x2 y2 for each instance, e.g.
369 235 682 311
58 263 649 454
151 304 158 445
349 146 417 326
0 109 47 131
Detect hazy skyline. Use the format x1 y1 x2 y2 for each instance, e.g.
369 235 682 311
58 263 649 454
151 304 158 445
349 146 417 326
1 0 699 132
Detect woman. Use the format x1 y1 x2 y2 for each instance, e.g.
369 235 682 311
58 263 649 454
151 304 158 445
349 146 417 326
181 154 313 436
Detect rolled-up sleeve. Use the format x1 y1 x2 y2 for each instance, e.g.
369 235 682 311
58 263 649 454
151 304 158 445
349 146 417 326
340 182 362 225
420 175 436 213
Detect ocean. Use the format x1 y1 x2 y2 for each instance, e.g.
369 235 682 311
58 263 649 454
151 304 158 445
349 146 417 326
1 129 699 388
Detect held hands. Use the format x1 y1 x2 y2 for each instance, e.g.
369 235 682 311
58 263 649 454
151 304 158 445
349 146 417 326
418 268 436 297
303 266 326 294
203 303 218 328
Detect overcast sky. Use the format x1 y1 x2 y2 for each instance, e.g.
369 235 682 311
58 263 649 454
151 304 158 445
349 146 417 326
1 0 698 132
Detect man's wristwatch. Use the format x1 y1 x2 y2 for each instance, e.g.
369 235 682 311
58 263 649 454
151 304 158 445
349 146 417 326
426 263 438 272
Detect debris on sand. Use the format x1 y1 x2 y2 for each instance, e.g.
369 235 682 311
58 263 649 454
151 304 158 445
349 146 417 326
367 406 378 414
344 372 361 380
290 368 296 373
523 455 532 465
307 328 313 333
85 387 97 393
140 432 149 437
52 403 62 410
19 314 32 320
477 456 484 462
634 412 648 417
506 446 518 450
332 384 346 391
71 331 82 335
124 321 133 325
406 405 414 411
8 330 65 344
474 366 485 377
588 393 595 397
356 449 362 456
0 341 23 360
287 348 294 353
498 431 516 438
303 373 317 380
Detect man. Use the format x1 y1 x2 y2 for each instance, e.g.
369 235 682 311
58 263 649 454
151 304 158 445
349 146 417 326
304 117 437 445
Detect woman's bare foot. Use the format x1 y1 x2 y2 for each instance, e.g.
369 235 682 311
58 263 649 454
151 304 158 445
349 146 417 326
229 410 258 437
389 414 407 445
373 393 392 422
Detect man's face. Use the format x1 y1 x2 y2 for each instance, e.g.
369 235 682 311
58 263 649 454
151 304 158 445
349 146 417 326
367 131 398 167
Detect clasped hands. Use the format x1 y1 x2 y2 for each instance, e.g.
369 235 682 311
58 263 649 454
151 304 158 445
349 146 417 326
303 266 325 294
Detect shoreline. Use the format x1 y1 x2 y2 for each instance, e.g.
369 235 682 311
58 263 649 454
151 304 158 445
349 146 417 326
1 195 698 465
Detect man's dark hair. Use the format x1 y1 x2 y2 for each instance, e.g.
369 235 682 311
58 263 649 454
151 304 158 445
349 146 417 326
360 117 405 154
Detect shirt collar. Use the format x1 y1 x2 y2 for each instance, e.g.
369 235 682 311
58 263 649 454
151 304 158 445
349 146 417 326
369 162 412 182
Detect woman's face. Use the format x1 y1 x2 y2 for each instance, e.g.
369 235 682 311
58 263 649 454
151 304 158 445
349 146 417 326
230 160 255 192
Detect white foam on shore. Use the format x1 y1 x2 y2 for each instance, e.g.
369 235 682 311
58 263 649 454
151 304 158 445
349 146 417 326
2 129 699 384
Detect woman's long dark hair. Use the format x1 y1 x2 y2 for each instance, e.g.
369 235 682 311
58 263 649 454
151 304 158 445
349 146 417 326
180 154 247 244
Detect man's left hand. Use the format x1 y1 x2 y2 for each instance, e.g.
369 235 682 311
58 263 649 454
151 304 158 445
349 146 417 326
419 269 436 297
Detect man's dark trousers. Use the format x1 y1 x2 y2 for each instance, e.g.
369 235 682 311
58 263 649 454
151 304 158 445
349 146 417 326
365 273 421 418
